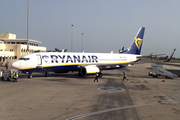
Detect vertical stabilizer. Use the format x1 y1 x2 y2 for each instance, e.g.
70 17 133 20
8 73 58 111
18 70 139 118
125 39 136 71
123 27 145 55
117 47 125 53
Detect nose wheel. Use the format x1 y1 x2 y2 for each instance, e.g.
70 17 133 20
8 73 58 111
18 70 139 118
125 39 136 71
28 75 32 78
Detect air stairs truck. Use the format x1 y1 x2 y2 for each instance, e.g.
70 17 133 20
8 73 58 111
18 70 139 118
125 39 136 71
148 64 177 79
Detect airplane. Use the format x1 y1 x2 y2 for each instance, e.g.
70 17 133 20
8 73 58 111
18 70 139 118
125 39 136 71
11 27 145 78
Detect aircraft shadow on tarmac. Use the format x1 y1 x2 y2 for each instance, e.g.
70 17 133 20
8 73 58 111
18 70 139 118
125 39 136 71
16 72 165 80
17 70 123 79
19 72 88 78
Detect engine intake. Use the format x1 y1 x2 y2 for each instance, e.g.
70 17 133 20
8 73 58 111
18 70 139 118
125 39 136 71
79 66 100 76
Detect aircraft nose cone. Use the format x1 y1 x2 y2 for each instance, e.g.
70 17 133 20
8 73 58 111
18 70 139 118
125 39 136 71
11 61 19 69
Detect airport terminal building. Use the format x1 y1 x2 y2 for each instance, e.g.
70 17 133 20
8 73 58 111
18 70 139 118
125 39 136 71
0 33 46 62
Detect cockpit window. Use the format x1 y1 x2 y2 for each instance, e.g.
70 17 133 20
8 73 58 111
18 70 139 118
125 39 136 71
24 58 30 60
19 58 30 60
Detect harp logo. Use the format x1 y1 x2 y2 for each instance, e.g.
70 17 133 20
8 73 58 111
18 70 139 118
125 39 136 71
135 38 142 50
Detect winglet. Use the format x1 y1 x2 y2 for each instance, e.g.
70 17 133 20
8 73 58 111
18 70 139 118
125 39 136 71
164 49 176 62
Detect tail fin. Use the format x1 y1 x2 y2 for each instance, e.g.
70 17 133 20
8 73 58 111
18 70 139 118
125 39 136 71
122 27 145 55
164 49 176 62
120 47 124 53
117 47 125 53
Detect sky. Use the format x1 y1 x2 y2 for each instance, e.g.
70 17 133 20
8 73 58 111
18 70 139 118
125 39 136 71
0 0 180 57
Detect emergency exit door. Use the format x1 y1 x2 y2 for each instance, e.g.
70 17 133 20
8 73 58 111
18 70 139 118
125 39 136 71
36 54 42 65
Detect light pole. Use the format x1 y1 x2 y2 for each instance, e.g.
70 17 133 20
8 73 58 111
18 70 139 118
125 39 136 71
27 0 29 54
71 25 73 52
81 33 83 52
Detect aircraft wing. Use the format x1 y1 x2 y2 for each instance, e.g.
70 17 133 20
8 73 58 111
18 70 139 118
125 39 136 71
142 49 176 62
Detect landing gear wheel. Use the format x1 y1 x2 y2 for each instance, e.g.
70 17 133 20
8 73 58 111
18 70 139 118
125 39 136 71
28 75 32 78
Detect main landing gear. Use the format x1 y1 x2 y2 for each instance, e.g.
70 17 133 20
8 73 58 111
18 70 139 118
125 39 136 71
28 74 32 78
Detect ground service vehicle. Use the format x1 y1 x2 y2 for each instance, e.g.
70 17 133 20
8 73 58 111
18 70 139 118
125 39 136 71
1 69 18 81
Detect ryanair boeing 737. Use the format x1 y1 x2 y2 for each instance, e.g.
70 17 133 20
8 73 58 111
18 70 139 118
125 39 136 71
11 27 145 78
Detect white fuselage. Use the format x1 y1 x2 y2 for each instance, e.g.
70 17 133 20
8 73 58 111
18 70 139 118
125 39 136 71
11 52 141 73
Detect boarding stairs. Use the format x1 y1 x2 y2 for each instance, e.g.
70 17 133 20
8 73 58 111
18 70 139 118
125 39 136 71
2 59 16 68
150 64 177 79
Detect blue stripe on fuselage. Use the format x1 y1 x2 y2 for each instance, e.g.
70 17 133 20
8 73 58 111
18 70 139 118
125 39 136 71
22 65 79 73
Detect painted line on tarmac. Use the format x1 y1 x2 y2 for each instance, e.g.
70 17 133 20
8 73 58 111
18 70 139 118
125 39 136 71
66 101 180 120
99 88 124 91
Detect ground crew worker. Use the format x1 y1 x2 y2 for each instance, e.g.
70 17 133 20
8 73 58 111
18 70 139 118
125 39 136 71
5 63 8 69
14 72 18 82
123 72 128 81
1 69 4 73
12 71 17 82
94 72 99 82
1 69 4 77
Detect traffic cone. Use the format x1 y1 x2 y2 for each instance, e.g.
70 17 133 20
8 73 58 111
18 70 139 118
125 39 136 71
162 76 166 82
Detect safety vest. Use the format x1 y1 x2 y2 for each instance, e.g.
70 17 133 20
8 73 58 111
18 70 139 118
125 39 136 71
14 75 16 79
12 73 16 78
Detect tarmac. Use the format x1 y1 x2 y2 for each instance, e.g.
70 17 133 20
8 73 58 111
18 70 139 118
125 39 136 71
0 62 180 120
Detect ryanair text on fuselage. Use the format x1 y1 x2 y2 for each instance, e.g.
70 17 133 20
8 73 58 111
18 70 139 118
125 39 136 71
43 55 98 64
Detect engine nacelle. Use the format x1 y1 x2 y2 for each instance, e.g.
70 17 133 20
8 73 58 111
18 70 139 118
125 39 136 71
79 66 100 76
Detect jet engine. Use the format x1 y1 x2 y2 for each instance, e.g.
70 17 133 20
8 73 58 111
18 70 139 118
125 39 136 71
79 66 100 76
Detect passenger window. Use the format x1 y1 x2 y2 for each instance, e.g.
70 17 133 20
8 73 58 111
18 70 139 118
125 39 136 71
19 58 30 60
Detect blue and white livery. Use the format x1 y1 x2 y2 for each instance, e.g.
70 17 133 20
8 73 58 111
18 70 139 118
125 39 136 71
11 27 145 78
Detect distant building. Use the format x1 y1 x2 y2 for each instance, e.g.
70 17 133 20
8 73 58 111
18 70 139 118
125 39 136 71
0 33 46 62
